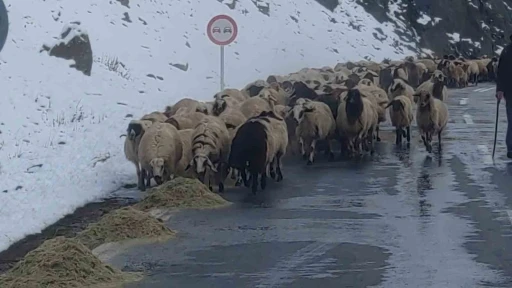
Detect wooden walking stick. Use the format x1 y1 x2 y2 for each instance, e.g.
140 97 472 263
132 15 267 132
492 98 501 158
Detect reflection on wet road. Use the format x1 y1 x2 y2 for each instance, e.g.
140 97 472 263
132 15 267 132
111 83 512 287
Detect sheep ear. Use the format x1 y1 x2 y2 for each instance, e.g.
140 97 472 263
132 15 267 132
206 158 218 173
185 159 194 171
385 101 393 108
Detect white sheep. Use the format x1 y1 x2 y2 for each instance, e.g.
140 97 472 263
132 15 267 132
357 84 389 141
175 129 195 179
186 115 231 192
165 111 206 130
164 98 208 117
414 90 449 153
137 122 183 191
416 70 448 102
296 100 336 165
387 78 415 103
140 111 168 123
386 95 414 145
239 96 273 119
336 88 378 156
214 88 248 103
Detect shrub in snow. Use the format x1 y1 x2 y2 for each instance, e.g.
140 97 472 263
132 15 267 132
41 22 93 76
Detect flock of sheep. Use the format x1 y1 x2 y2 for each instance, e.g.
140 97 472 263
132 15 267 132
123 54 499 194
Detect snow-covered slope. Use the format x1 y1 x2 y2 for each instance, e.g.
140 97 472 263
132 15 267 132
0 0 417 252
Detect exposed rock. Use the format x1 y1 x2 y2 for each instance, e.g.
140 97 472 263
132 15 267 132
41 23 93 76
354 0 512 57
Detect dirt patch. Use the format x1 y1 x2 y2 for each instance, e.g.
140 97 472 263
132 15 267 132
0 197 137 274
134 177 231 211
75 206 175 249
0 237 141 288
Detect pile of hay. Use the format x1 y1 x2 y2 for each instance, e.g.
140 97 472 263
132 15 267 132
134 177 230 211
75 207 176 249
0 237 140 288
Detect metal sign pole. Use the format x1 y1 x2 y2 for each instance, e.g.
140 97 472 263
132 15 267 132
220 45 225 91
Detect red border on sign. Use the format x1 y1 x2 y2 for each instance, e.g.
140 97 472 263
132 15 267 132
207 14 238 46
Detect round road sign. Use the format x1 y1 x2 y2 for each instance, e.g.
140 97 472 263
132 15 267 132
207 14 238 46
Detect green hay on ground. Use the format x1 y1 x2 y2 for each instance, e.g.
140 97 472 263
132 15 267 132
75 207 176 249
134 177 230 211
0 237 141 288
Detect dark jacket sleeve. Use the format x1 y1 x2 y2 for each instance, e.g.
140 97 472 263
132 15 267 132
497 44 512 94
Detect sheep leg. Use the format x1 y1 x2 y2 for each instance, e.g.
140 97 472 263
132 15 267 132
269 158 277 180
376 125 381 142
300 138 307 160
145 171 152 188
276 152 284 182
327 139 335 161
438 130 442 152
138 168 147 191
260 170 267 190
406 126 411 143
217 162 225 193
307 139 317 165
395 128 401 145
251 172 258 194
242 169 250 187
230 167 237 180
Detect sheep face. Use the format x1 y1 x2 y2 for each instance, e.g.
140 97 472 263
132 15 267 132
389 80 403 93
149 158 166 184
196 103 209 115
127 122 143 140
345 89 364 125
212 99 227 116
387 99 404 112
246 85 265 97
359 79 373 87
415 91 431 108
432 70 445 82
187 154 217 176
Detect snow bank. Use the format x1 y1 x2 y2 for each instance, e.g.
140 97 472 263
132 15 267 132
0 0 416 252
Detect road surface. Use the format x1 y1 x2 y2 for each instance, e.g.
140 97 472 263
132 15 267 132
109 83 512 287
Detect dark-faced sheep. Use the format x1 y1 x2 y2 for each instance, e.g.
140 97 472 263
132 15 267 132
336 88 379 156
124 119 153 189
228 111 288 194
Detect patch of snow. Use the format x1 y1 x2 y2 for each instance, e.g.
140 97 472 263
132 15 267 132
468 1 478 9
385 1 421 42
0 0 417 252
496 45 504 54
433 17 442 25
481 21 490 30
447 32 460 43
417 13 431 25
504 1 512 10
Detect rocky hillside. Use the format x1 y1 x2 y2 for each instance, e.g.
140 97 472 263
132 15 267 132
348 0 512 58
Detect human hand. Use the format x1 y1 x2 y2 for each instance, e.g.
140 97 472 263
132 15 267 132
496 91 504 101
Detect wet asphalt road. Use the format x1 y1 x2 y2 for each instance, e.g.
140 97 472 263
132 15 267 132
110 83 512 288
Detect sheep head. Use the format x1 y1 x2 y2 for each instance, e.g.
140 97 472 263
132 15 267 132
195 102 209 115
185 154 217 176
414 90 432 107
149 158 165 185
385 99 405 112
126 121 143 141
358 78 373 87
212 98 227 116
